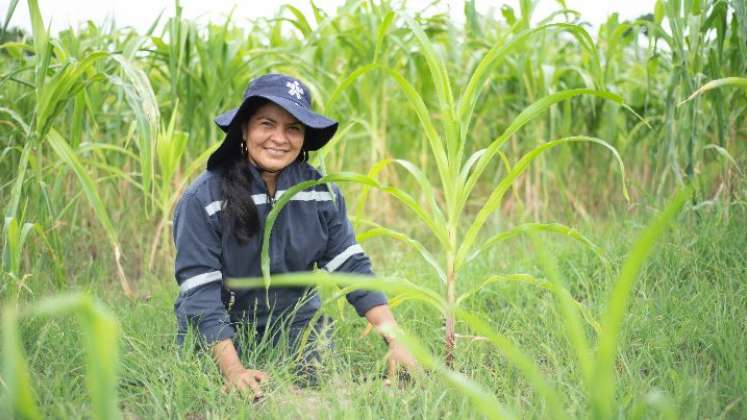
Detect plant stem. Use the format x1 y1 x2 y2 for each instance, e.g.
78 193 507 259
445 251 456 368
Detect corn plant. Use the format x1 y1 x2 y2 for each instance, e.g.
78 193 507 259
8 1 131 297
257 13 632 365
2 293 121 419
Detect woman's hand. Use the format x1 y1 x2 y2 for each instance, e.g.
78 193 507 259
385 338 418 384
222 367 269 400
212 338 268 400
363 304 420 383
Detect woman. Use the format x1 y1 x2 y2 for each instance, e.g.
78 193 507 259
172 73 415 399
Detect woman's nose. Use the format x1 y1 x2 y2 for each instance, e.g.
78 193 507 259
268 127 288 143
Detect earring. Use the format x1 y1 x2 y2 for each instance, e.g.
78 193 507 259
240 140 248 157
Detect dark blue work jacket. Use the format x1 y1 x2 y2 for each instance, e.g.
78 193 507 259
172 160 387 345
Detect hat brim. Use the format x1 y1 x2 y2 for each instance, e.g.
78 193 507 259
214 95 337 150
207 95 338 170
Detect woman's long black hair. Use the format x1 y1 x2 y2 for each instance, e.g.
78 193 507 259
220 98 309 245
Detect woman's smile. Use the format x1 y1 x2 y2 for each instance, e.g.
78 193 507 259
263 145 290 155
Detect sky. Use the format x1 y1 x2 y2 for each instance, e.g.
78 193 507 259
4 1 655 35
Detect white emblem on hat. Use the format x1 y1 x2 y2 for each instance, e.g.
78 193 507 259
286 80 304 101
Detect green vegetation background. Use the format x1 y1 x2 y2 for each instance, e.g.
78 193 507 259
1 0 746 418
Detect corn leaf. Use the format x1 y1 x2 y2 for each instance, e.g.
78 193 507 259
590 186 692 418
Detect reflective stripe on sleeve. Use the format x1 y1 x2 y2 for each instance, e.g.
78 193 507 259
204 200 224 216
179 270 222 293
324 244 364 272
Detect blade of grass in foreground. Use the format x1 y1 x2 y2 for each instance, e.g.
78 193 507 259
227 271 445 312
590 186 692 419
2 293 121 420
2 306 41 420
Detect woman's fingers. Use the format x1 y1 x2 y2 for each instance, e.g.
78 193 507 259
223 369 268 401
399 350 417 371
254 370 268 382
386 355 397 384
243 376 264 400
385 343 420 384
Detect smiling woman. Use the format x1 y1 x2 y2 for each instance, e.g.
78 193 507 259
172 73 416 398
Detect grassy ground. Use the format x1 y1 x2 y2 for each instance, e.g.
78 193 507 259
3 205 746 419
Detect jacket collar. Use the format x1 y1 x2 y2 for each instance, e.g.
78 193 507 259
246 159 303 193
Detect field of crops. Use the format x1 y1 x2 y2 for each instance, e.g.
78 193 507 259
1 0 746 418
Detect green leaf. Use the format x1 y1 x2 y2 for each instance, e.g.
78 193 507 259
458 23 604 138
2 306 41 420
655 0 665 24
326 64 451 201
457 136 627 271
260 173 449 291
227 272 445 311
459 89 626 220
109 53 161 213
35 51 108 139
355 219 446 284
1 0 19 36
3 293 122 419
26 0 47 61
457 273 541 305
590 186 692 418
529 233 593 385
156 100 187 206
47 129 118 247
402 13 455 117
373 11 395 63
47 129 133 298
5 142 31 220
679 77 747 105
468 222 608 269
282 4 313 38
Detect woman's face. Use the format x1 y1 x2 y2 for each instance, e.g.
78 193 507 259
242 102 305 172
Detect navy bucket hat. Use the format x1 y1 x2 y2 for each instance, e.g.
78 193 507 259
207 73 338 170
